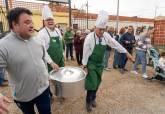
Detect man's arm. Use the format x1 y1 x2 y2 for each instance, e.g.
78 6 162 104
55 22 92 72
82 34 94 74
82 35 92 66
42 45 59 71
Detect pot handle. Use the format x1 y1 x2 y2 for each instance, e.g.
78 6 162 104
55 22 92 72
64 69 74 76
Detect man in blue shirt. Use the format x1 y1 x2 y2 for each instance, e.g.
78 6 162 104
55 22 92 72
118 26 135 73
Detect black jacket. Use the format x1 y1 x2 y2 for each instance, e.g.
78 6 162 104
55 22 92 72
120 32 135 51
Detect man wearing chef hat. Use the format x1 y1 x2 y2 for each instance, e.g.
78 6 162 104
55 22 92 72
82 10 134 112
37 5 65 101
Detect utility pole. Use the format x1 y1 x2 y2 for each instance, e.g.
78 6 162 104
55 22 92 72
68 0 72 27
116 0 119 34
154 6 158 18
4 0 9 13
9 0 13 9
86 0 89 29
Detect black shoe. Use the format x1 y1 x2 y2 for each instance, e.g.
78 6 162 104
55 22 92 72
123 68 128 71
113 66 117 69
91 101 97 108
86 103 92 113
71 57 74 60
0 83 8 87
3 79 8 82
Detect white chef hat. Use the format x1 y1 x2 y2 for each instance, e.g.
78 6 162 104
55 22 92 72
95 10 109 29
42 5 54 20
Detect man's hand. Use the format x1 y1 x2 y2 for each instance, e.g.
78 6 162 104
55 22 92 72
81 65 88 74
50 62 59 72
0 94 12 114
125 41 130 44
126 52 135 63
131 40 135 44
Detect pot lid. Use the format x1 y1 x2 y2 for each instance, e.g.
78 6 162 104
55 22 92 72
50 66 86 82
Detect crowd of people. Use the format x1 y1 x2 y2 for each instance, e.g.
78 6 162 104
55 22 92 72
0 5 165 114
63 23 155 80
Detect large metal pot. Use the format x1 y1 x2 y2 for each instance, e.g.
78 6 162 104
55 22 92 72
50 66 86 97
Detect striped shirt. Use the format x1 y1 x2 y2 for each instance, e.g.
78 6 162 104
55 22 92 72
136 32 152 51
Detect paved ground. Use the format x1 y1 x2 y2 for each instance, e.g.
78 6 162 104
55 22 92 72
1 58 165 114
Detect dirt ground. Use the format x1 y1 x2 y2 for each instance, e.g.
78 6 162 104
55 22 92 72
1 58 165 114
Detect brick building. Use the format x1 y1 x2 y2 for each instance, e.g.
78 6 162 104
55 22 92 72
153 17 165 47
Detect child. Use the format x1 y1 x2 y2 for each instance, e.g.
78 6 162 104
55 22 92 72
159 52 165 71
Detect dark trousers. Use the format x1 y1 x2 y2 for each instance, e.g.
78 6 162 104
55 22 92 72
14 87 51 114
0 68 5 85
118 49 133 69
75 51 83 65
86 90 97 104
113 50 120 68
66 43 73 59
49 86 53 98
118 53 127 69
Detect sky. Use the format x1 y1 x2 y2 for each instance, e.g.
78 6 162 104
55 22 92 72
71 0 165 19
15 0 165 18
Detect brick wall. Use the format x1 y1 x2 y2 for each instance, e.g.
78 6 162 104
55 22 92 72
154 20 165 46
72 12 154 22
0 0 4 7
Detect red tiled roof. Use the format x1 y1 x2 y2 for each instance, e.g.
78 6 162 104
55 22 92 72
72 12 154 22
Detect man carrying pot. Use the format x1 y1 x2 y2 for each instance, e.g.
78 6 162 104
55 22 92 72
37 5 65 101
82 10 134 112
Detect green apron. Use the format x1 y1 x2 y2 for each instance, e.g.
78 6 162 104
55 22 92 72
46 28 64 72
85 33 106 90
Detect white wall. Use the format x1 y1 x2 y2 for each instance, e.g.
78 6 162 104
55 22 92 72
72 18 154 31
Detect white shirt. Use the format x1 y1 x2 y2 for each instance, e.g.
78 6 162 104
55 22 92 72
36 27 62 64
82 32 127 65
135 35 141 41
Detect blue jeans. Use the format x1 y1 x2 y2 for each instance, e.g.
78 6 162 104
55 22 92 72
113 50 120 67
103 49 110 68
0 68 5 85
118 53 127 69
66 43 73 59
14 87 51 114
133 50 147 74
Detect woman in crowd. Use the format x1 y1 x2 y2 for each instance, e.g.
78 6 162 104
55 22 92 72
113 27 126 69
131 27 154 78
74 30 85 65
